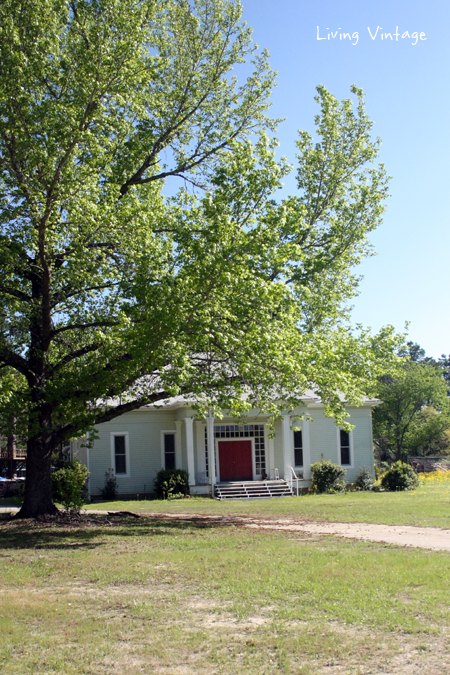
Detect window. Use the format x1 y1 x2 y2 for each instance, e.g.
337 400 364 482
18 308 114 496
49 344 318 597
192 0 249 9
164 433 176 470
111 433 129 476
293 429 303 467
340 429 351 465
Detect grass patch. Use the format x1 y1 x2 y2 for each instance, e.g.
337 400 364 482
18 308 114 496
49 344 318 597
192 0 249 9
1 514 450 674
91 479 450 528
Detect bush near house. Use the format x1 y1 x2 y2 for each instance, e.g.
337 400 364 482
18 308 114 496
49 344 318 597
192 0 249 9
311 460 347 494
101 470 119 501
354 466 375 491
51 459 89 511
154 469 190 499
380 461 419 492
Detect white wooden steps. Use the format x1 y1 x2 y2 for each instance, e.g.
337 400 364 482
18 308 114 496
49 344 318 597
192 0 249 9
214 479 293 500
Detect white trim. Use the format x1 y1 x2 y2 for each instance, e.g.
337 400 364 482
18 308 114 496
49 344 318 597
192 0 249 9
215 437 219 482
195 421 206 475
86 432 91 495
207 414 216 486
184 418 196 486
267 433 275 478
368 409 375 473
292 421 304 470
142 398 327 412
86 440 90 494
110 432 130 477
160 430 176 469
175 420 182 469
216 437 256 482
307 401 379 409
281 414 293 480
251 437 258 480
337 427 354 468
302 417 311 480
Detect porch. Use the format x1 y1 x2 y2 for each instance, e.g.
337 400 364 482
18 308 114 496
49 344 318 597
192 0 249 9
188 415 312 491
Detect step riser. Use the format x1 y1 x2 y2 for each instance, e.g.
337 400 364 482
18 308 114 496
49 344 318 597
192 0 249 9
218 496 290 500
214 479 293 500
216 487 291 492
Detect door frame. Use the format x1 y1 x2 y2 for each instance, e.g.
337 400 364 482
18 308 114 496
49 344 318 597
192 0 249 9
215 437 256 482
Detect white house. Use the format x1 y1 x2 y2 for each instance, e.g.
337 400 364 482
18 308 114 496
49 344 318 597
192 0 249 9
72 390 378 498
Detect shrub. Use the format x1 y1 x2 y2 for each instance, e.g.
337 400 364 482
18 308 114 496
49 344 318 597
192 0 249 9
154 468 190 499
51 459 89 511
311 460 346 494
11 481 26 506
101 469 118 500
380 461 419 491
371 479 383 492
354 466 375 491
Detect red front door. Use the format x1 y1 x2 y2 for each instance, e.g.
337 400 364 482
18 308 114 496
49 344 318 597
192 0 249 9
218 440 253 481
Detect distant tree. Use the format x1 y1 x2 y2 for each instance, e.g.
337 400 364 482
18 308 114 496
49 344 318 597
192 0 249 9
404 342 450 395
405 342 427 363
373 361 450 463
437 355 450 394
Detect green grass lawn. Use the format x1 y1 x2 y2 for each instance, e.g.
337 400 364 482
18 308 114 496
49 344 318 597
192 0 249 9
89 479 450 528
1 512 450 675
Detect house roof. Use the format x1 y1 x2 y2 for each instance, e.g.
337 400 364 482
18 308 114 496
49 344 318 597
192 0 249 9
143 389 380 411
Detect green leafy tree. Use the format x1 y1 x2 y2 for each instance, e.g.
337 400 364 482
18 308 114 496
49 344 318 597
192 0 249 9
404 341 450 395
373 361 450 463
0 0 399 518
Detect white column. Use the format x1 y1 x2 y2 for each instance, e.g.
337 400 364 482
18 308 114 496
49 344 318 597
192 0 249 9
185 417 196 487
195 421 206 474
302 416 312 480
267 435 275 478
281 414 292 480
175 420 182 469
207 412 216 487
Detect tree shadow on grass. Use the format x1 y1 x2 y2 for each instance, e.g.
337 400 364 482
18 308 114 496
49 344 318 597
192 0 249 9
0 513 238 550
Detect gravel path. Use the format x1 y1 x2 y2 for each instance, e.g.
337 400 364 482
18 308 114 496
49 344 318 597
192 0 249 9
242 519 450 551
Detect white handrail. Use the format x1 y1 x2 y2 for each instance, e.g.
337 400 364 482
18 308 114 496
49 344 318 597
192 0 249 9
289 466 300 496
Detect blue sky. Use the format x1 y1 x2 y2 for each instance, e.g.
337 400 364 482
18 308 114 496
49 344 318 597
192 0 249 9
237 0 450 359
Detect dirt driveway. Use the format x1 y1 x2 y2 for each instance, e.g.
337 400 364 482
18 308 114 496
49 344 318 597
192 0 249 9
127 512 450 552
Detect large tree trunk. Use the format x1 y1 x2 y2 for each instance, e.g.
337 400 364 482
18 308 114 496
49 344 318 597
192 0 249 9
17 434 58 518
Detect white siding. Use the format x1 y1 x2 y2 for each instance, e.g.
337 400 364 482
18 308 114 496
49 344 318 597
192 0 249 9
89 410 177 496
308 407 374 481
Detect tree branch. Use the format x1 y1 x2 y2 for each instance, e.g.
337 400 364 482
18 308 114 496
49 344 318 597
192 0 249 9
51 320 121 338
49 341 103 375
0 285 31 302
0 348 34 384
